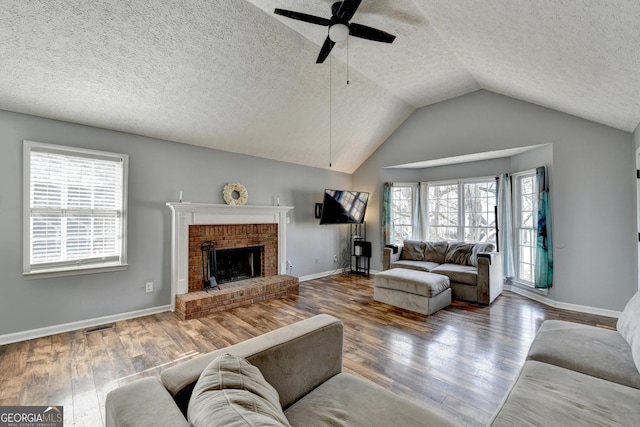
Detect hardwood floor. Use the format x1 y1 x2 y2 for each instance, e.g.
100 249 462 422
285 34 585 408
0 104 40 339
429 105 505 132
0 274 617 426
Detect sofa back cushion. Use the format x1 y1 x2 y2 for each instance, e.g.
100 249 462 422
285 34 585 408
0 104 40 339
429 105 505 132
617 291 640 374
445 242 475 265
423 241 448 263
470 243 495 267
401 240 426 261
188 354 291 427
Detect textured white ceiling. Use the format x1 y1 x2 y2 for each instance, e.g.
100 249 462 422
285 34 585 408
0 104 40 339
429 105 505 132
1 1 639 173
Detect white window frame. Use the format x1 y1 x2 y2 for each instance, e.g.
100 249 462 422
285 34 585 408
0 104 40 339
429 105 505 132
424 180 459 241
23 141 129 278
388 183 417 245
424 177 497 243
512 169 537 287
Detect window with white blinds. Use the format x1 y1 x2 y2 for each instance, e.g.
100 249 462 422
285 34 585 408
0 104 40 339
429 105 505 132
23 141 128 276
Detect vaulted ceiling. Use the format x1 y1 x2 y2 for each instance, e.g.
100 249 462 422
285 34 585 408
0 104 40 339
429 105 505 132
2 1 639 173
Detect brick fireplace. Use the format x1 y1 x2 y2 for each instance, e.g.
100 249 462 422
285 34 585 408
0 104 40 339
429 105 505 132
167 203 296 319
188 223 278 293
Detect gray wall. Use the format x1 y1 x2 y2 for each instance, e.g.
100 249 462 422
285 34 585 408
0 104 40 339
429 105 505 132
354 90 635 311
0 109 350 336
634 125 640 291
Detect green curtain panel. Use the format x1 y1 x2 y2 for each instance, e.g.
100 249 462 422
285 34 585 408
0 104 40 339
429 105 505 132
382 182 393 246
534 166 553 288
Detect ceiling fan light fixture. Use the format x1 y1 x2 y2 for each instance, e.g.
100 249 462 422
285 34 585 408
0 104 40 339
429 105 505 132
329 23 349 42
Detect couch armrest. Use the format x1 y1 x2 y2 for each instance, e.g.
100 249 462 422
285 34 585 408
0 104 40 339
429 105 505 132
477 251 499 265
161 314 344 414
383 246 402 270
477 251 504 305
105 377 189 427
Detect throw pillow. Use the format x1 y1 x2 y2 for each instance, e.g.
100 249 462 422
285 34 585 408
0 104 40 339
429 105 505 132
617 291 640 373
444 242 475 266
188 353 291 427
400 240 426 261
423 241 448 263
469 243 496 267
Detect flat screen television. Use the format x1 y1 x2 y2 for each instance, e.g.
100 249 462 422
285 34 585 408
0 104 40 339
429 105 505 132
319 189 369 224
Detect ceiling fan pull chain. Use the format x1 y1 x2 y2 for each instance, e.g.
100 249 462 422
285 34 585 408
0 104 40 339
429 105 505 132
347 36 350 85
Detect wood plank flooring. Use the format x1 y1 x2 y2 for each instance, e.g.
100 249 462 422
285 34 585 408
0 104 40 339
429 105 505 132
0 274 617 426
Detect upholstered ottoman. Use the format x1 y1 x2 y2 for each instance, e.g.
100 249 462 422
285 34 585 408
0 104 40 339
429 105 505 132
374 269 451 315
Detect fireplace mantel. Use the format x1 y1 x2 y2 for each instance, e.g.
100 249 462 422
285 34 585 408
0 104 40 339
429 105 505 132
166 202 293 311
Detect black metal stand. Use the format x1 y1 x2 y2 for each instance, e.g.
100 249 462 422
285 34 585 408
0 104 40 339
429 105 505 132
201 241 220 292
349 222 370 276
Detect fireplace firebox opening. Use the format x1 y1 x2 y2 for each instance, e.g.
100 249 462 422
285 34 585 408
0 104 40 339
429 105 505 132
217 246 263 284
202 242 265 290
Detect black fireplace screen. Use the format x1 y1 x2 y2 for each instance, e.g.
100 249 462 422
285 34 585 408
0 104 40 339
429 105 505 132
216 246 262 284
201 241 263 290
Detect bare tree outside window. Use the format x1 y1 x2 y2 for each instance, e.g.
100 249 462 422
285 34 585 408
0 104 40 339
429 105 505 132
516 174 537 283
426 179 496 243
463 181 497 243
390 186 413 244
427 183 458 241
389 179 497 246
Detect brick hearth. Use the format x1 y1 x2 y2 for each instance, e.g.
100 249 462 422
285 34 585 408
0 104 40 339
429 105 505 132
175 275 299 320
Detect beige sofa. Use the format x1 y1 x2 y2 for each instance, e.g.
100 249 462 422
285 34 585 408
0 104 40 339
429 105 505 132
383 240 503 305
491 290 640 425
105 314 455 427
106 292 640 426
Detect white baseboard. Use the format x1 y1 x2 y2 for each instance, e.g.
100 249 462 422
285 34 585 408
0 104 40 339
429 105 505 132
506 285 621 319
298 269 381 282
0 305 172 346
298 269 344 281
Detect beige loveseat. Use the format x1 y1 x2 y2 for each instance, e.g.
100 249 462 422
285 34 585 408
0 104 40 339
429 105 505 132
383 240 503 305
105 314 455 427
491 291 640 425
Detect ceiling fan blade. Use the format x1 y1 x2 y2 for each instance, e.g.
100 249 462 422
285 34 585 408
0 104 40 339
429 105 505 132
274 9 331 26
336 0 362 22
349 23 396 43
316 36 336 64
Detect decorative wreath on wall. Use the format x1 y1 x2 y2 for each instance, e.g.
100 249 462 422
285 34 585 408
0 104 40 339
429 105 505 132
223 183 248 206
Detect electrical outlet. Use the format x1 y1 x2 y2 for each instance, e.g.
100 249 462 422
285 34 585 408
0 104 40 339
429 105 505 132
145 282 153 293
315 258 319 264
333 255 338 263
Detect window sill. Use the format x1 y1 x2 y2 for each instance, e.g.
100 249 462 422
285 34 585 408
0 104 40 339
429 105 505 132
23 263 128 280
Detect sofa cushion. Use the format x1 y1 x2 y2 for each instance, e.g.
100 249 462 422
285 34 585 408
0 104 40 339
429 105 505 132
617 290 640 373
469 243 495 267
389 260 440 272
187 354 291 427
423 241 448 263
105 377 190 427
444 242 475 265
400 240 425 261
528 320 640 389
162 314 344 413
490 361 640 426
431 263 478 285
284 373 455 427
